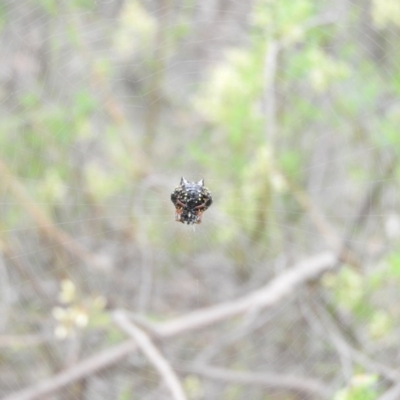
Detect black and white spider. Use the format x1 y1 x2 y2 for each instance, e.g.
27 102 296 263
171 177 212 224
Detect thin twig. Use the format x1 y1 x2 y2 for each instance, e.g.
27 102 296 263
337 155 398 263
0 251 11 332
113 311 187 400
277 169 360 267
143 0 172 153
0 237 49 302
4 252 335 400
63 8 150 179
311 300 354 381
264 40 279 148
312 300 400 383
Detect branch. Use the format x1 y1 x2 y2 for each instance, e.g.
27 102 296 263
155 252 336 337
0 335 48 348
0 251 11 332
378 383 400 400
337 155 398 260
276 170 360 267
311 300 400 383
4 252 335 400
3 340 139 400
0 158 109 271
113 311 187 400
0 238 49 302
184 365 330 399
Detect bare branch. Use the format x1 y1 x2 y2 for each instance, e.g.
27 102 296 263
0 238 49 302
0 335 49 348
3 340 139 400
278 172 359 267
155 252 336 337
378 383 400 400
337 155 398 262
311 301 400 383
4 252 335 400
0 251 11 333
113 311 187 400
311 301 354 380
184 365 330 399
0 158 110 271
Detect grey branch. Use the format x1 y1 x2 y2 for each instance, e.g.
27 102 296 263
0 252 11 333
113 311 187 400
184 365 330 399
4 252 335 400
378 383 400 400
3 340 139 400
155 252 336 337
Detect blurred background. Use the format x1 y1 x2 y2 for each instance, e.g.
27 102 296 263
1 0 400 399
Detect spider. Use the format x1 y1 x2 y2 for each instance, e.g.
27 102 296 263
171 177 212 224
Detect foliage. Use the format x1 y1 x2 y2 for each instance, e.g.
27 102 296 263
1 0 400 398
334 374 379 400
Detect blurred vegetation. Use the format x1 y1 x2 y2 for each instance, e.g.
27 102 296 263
0 0 400 399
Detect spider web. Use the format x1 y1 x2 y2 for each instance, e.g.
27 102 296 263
0 0 400 399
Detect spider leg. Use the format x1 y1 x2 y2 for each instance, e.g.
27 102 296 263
195 208 205 224
175 207 183 222
194 200 211 224
174 200 186 222
194 201 208 210
194 201 209 224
